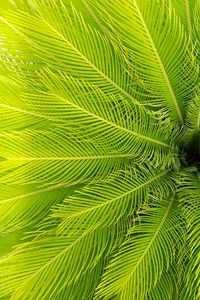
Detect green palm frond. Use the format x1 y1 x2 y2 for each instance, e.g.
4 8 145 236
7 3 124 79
54 260 103 300
0 228 25 257
177 174 200 299
0 76 50 130
181 93 200 150
54 165 175 235
194 0 200 57
84 0 199 123
0 129 131 185
0 221 125 300
0 180 86 232
0 71 179 169
0 3 141 107
0 0 200 299
145 267 176 300
166 0 196 39
95 198 179 299
25 70 178 163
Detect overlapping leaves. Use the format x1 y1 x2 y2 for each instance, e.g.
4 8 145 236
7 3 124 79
0 0 200 299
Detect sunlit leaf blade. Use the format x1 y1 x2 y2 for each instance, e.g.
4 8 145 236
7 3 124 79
0 0 200 299
54 165 175 236
0 76 51 130
95 197 180 300
19 70 179 166
84 0 198 123
193 0 200 60
0 3 142 107
0 226 116 300
177 173 200 299
166 0 196 40
54 260 104 300
145 267 176 300
0 180 86 232
0 129 132 184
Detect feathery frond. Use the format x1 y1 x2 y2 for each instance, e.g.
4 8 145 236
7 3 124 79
0 3 141 106
0 129 131 184
0 226 113 300
177 173 200 299
95 198 180 300
83 0 199 123
0 0 200 299
54 165 175 236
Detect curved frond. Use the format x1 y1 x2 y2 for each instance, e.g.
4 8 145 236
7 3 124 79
95 197 180 300
0 76 51 130
0 1 199 299
21 70 179 166
84 0 198 123
0 130 131 184
0 1 142 107
177 173 200 299
185 94 200 132
0 226 114 300
0 180 87 233
54 165 175 236
193 0 200 60
166 0 196 41
54 260 103 300
181 93 200 150
145 267 176 300
0 228 25 258
0 71 179 170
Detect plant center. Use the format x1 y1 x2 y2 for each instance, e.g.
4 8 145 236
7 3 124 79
181 133 200 167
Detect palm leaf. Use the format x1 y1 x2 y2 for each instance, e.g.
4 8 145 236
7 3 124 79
145 267 176 300
54 165 175 236
83 0 198 123
0 129 131 184
0 76 51 130
0 180 86 232
0 228 25 257
0 225 116 300
181 93 200 150
0 0 200 299
177 173 200 299
193 0 200 59
167 0 196 40
0 2 142 107
17 70 179 166
54 260 104 300
0 71 179 170
95 197 180 300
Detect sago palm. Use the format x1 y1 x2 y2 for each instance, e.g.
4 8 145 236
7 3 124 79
0 0 199 299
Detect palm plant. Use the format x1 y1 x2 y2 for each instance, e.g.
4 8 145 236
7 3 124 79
0 0 200 299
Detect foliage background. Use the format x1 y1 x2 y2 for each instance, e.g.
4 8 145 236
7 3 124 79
0 0 200 299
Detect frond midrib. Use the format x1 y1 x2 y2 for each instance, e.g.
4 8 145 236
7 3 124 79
0 14 141 108
0 179 92 205
185 0 193 40
0 103 59 122
63 170 169 218
134 0 184 124
52 94 174 149
11 229 91 297
121 196 174 287
4 153 134 160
